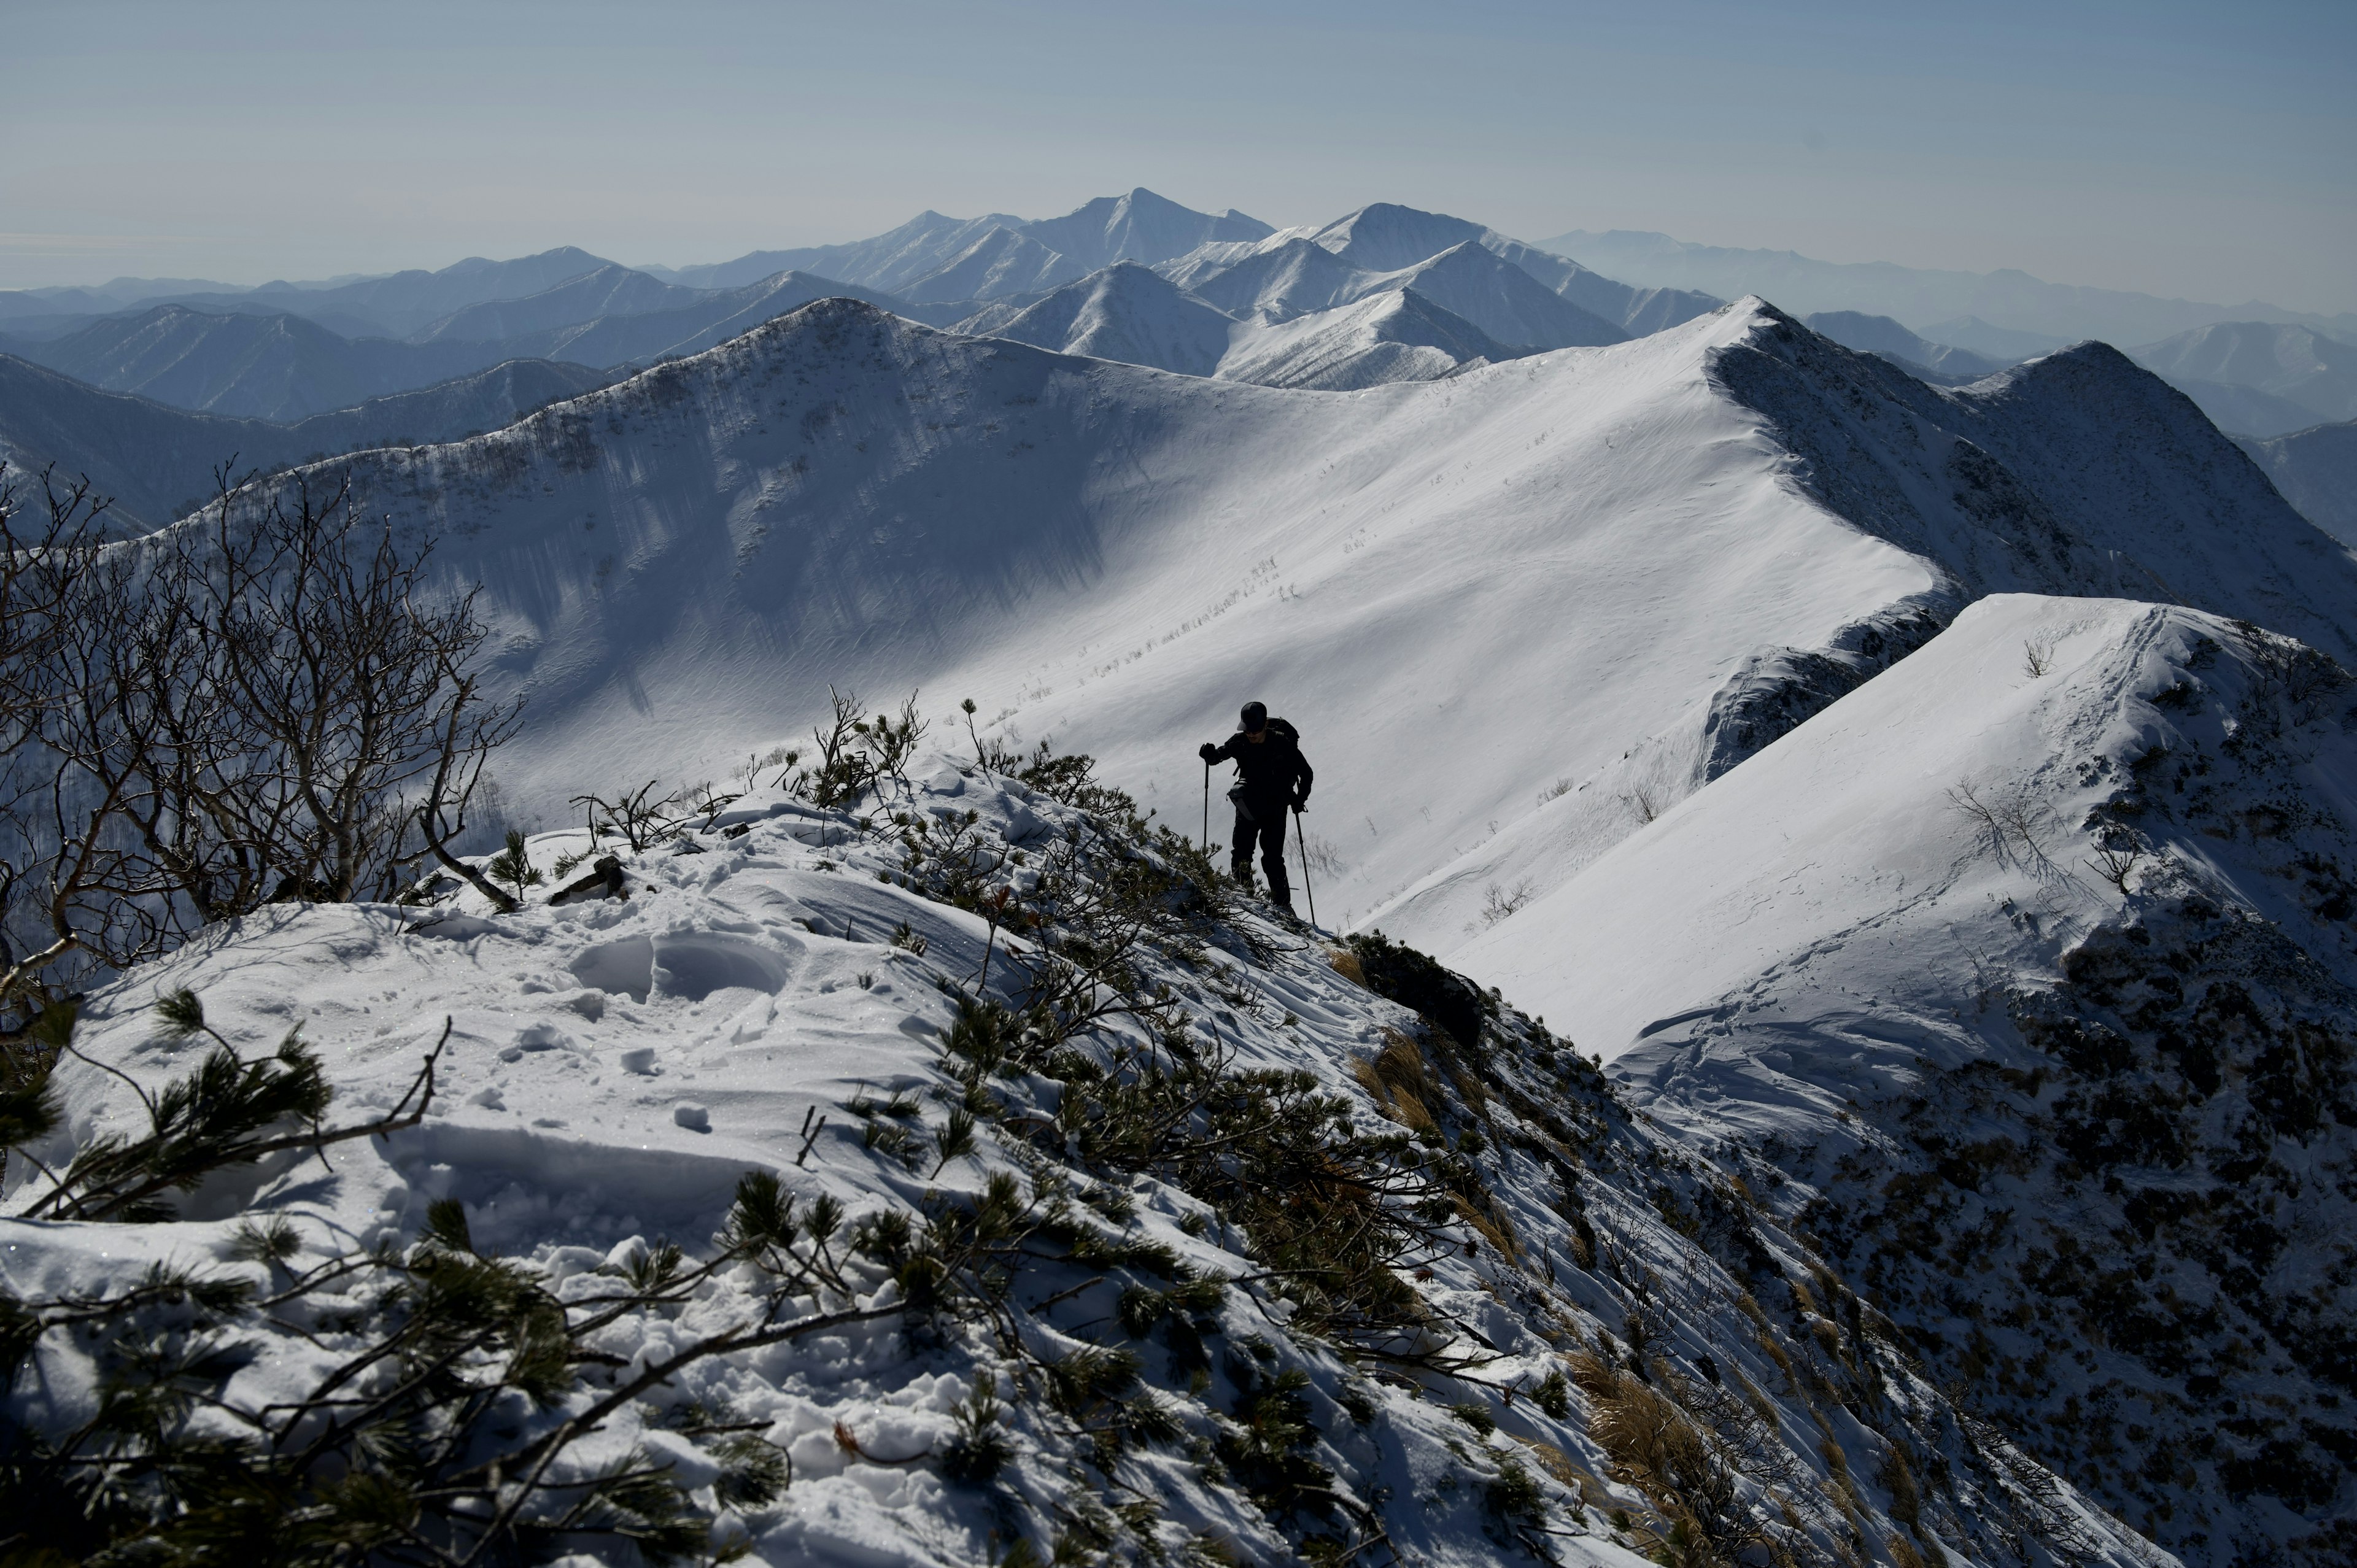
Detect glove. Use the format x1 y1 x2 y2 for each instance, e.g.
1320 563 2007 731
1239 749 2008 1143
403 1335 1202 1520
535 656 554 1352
1198 743 1219 763
1291 794 1309 813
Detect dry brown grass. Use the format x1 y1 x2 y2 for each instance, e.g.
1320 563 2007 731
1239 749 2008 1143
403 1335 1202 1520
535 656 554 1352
1453 1193 1520 1261
1352 1030 1439 1130
1326 946 1368 987
1570 1352 1759 1558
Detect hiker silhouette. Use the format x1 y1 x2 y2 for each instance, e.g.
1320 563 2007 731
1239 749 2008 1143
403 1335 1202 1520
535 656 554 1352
1198 700 1313 911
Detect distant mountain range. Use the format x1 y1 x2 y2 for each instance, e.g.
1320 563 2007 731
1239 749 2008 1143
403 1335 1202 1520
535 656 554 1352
0 194 1722 424
0 352 606 531
6 191 2354 549
1801 311 2010 381
1544 227 2357 347
2235 419 2357 546
2124 320 2357 437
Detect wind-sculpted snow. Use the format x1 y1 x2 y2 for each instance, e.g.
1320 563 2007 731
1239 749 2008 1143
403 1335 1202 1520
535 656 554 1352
1465 596 2357 1565
2 756 2167 1566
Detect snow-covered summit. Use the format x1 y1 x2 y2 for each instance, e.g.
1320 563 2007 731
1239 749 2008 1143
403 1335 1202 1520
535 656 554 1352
1016 187 1274 272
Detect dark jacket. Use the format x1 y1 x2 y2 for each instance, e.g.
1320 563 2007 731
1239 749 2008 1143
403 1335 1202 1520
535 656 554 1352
1204 719 1312 809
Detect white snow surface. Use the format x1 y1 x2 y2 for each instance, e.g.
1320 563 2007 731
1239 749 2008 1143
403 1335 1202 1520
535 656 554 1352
2 760 2169 1566
1465 593 2355 1059
1465 594 2357 1564
187 297 2356 970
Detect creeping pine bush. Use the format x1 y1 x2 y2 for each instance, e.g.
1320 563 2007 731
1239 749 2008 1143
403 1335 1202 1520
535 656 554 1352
0 740 1498 1566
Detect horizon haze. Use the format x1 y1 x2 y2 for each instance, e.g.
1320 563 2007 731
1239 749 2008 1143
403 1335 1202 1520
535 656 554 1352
5 0 2353 314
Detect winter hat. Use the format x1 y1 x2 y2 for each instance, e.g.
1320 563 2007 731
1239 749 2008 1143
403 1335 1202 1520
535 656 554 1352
1240 701 1268 730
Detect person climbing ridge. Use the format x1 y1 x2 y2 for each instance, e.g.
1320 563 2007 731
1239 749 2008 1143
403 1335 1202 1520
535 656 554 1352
1198 700 1313 913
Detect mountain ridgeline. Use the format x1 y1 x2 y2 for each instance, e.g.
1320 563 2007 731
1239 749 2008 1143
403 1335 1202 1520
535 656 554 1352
3 191 2355 1567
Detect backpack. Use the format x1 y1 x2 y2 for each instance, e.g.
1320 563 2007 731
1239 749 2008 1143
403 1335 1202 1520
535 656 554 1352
1226 718 1302 820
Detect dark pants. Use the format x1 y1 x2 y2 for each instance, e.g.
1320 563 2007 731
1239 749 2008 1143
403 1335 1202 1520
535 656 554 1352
1231 800 1291 901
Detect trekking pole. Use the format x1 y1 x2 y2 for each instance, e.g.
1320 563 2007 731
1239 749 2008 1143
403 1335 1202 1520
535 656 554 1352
1202 762 1210 852
1293 806 1317 927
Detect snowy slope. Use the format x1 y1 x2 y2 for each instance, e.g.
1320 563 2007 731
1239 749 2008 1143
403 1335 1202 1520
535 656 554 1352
956 264 1527 391
1359 244 1626 351
656 192 1261 293
1015 187 1273 270
1457 595 2357 1565
1480 237 1722 336
1308 203 1490 272
193 299 2356 968
1212 289 1522 390
1165 238 1376 321
233 299 1943 933
954 263 1234 379
897 227 1083 303
1 755 2170 1568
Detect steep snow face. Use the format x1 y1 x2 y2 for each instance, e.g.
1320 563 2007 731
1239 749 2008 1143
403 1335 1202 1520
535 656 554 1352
1166 237 1376 321
956 264 1531 392
897 226 1083 303
1212 288 1519 390
955 263 1234 379
1357 313 2357 951
1918 342 2357 658
1360 244 1626 351
0 759 2169 1568
759 210 1032 299
1459 595 2357 1565
1307 203 1490 272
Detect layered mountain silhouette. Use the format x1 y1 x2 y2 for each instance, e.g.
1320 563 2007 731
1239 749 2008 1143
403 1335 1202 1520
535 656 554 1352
0 350 605 530
1546 226 2357 345
2236 417 2357 545
2128 320 2357 435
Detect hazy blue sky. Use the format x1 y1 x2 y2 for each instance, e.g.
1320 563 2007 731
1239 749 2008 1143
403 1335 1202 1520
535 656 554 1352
6 0 2351 311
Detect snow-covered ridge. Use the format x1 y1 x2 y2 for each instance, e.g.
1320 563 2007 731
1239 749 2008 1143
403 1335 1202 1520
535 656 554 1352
3 752 2167 1566
1466 595 2357 1564
180 295 2355 965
